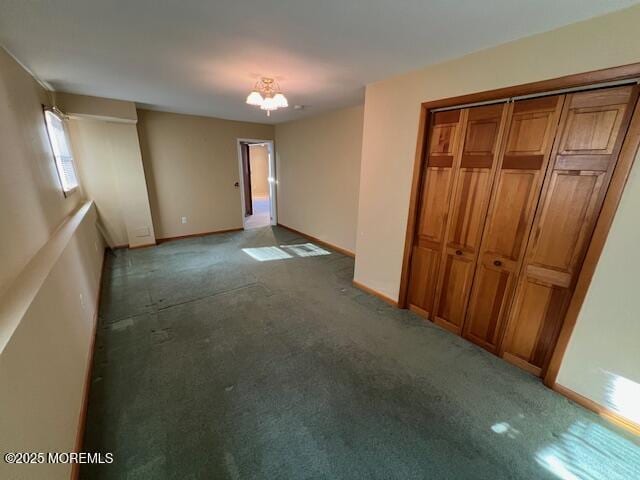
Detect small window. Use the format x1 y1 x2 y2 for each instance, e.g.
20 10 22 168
44 108 78 194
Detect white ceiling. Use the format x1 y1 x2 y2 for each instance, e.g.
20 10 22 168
1 0 637 124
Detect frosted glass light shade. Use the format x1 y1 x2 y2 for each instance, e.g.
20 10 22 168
260 96 278 111
246 90 263 106
273 93 288 108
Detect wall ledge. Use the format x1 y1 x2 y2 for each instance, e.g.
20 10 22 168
0 201 95 354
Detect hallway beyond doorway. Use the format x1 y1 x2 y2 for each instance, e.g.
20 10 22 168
237 139 276 230
244 196 270 229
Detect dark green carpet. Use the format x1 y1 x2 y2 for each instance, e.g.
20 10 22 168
81 226 640 479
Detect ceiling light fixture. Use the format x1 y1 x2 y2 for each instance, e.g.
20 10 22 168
246 77 288 116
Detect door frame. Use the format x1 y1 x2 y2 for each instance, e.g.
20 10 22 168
236 138 277 227
240 142 253 216
398 62 640 388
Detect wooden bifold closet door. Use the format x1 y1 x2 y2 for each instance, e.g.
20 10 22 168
431 104 508 333
462 96 565 352
407 109 465 318
406 83 639 377
500 85 639 375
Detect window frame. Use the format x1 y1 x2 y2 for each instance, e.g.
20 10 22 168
42 106 79 197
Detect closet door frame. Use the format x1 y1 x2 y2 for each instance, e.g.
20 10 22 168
399 62 640 389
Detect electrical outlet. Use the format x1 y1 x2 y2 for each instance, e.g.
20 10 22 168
79 293 86 311
181 216 188 224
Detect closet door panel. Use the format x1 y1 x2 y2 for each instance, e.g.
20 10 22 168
501 279 567 375
432 104 506 332
417 167 453 240
531 171 606 271
434 168 493 330
408 110 463 316
502 171 606 374
502 184 605 373
463 96 564 352
481 170 538 260
448 169 494 248
501 85 638 374
435 253 475 328
465 262 514 346
462 170 540 350
407 246 440 315
408 168 453 314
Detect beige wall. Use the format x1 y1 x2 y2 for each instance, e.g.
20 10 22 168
275 105 364 253
68 116 156 248
137 109 274 239
0 48 82 295
0 204 104 480
0 48 105 479
354 5 640 412
249 144 269 198
69 118 127 246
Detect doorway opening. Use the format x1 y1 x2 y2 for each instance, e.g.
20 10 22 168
236 139 277 229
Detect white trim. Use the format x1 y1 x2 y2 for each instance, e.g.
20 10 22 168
235 138 277 228
44 108 80 194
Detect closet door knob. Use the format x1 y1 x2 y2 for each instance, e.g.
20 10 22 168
455 250 463 256
493 260 502 267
